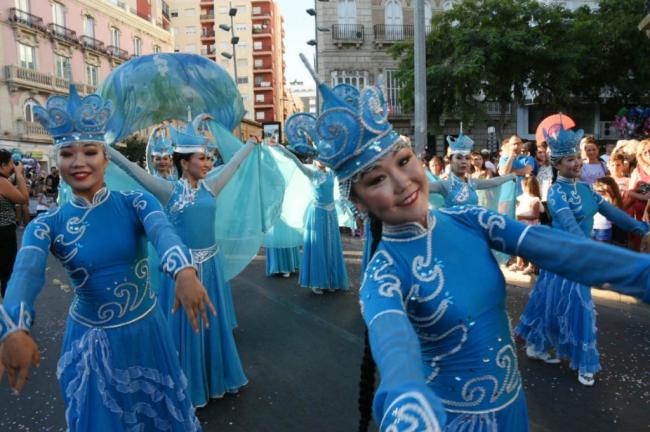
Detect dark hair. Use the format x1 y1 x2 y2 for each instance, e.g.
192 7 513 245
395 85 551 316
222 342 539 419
594 176 623 209
0 149 11 167
358 212 382 431
172 152 193 177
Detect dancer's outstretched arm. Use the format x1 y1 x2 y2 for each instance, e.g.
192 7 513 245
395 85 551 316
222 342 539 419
107 146 174 205
204 138 258 196
273 145 318 180
427 179 446 195
473 173 516 190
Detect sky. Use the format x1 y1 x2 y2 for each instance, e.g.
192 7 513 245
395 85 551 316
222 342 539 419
276 0 317 90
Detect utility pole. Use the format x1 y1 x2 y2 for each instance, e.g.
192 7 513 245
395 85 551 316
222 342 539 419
414 0 427 156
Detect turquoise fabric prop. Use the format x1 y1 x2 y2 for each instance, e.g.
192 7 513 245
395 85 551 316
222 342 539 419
99 53 244 144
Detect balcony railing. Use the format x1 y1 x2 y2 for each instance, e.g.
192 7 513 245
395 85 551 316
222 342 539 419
252 27 272 35
106 45 130 61
8 8 45 31
200 13 214 20
332 24 364 43
4 65 95 95
201 30 215 38
20 121 49 139
80 35 105 51
374 24 413 42
48 23 78 44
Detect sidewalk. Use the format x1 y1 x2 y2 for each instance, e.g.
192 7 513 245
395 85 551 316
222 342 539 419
501 266 648 310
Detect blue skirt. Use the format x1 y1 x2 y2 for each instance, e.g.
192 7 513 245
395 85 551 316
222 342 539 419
515 270 600 374
160 250 247 407
265 247 300 275
299 203 349 290
57 308 201 431
444 390 528 431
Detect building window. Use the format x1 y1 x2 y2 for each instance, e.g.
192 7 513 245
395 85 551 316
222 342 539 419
154 45 161 53
255 94 264 102
253 41 262 50
84 15 95 38
55 55 72 81
111 27 120 48
184 8 195 16
52 1 65 26
255 111 265 121
237 77 248 84
18 43 35 70
24 98 38 122
337 0 357 25
385 70 403 115
85 63 98 86
133 37 142 56
170 9 178 17
330 70 368 89
486 102 512 116
15 0 30 13
185 25 196 35
384 0 404 40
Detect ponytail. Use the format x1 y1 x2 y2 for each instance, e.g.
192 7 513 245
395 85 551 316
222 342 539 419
358 213 383 431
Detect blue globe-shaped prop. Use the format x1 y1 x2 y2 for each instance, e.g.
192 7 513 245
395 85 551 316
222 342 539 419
99 53 244 145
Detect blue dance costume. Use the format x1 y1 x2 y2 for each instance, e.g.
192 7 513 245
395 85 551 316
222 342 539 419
108 136 253 407
299 169 349 291
0 188 201 431
515 176 649 374
429 172 515 207
266 247 300 276
361 206 650 430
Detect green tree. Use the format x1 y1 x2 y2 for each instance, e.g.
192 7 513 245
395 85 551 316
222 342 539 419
115 134 147 165
390 0 650 138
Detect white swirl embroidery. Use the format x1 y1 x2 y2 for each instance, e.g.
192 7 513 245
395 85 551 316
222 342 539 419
380 391 442 432
369 250 403 300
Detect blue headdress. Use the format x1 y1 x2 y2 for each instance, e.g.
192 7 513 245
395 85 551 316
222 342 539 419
446 133 474 155
544 125 583 159
145 124 177 177
33 85 113 147
169 108 212 154
284 54 403 182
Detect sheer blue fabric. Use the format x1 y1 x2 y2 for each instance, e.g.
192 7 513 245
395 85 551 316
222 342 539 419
99 53 244 144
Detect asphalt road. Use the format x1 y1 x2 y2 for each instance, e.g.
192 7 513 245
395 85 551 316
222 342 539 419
0 235 648 431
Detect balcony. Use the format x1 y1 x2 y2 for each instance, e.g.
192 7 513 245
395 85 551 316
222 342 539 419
201 30 215 39
18 120 50 141
332 24 364 47
200 13 214 21
254 81 273 90
252 26 272 37
252 7 271 18
80 35 105 52
374 24 413 43
106 45 130 61
8 8 46 32
4 65 95 95
48 23 78 44
253 64 272 72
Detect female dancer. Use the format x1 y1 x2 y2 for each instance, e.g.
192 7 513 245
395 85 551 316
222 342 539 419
0 86 214 431
266 246 301 278
292 57 650 431
146 125 177 181
428 133 515 208
0 149 28 297
275 146 349 294
108 116 251 406
515 128 649 387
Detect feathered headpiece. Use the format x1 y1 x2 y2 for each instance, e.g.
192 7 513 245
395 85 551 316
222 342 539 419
284 54 402 182
33 85 113 147
544 125 583 159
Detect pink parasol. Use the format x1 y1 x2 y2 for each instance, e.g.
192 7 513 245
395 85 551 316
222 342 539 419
535 113 576 144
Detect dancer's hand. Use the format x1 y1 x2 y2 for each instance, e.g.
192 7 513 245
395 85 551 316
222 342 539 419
173 268 217 332
0 331 40 394
640 233 650 254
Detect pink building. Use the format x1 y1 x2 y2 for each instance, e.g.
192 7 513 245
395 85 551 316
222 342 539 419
0 0 173 168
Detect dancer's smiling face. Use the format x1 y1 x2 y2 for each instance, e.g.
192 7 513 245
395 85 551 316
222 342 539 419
153 154 171 174
351 146 429 227
555 154 582 179
57 142 108 201
180 151 212 181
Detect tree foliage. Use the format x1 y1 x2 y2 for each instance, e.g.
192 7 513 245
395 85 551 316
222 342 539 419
115 134 147 165
390 0 650 133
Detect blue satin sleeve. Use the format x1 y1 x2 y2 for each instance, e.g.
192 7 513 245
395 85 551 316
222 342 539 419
360 250 447 431
0 216 52 341
126 191 195 279
546 186 585 237
444 206 650 297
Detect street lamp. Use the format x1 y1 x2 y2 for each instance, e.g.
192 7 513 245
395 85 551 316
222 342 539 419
306 0 329 114
219 2 242 138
